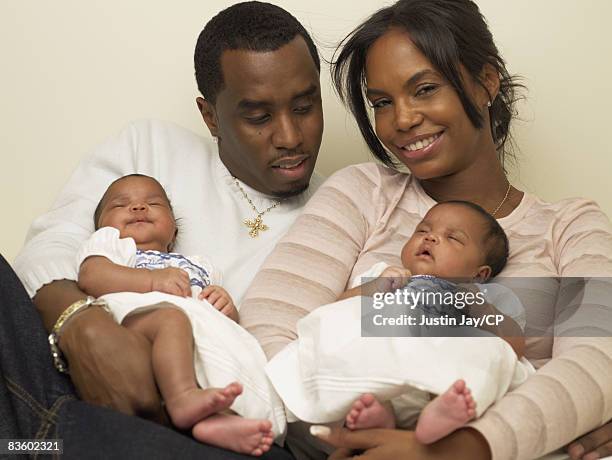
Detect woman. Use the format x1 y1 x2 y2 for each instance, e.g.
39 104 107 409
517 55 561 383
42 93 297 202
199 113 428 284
240 0 612 459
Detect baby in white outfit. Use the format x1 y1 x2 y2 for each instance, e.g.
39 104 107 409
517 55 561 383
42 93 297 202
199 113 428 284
266 201 533 445
77 174 275 456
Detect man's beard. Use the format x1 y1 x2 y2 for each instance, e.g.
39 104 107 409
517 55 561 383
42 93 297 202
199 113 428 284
272 182 310 199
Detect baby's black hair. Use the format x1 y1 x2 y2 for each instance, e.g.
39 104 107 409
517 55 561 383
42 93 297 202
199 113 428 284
93 174 175 230
93 174 180 252
437 200 509 278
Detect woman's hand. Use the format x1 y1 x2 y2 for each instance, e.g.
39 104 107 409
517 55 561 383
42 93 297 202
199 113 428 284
60 306 168 424
567 421 612 460
311 426 491 460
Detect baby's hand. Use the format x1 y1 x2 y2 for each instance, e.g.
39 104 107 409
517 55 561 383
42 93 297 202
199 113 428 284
199 285 238 322
377 266 412 292
150 267 191 297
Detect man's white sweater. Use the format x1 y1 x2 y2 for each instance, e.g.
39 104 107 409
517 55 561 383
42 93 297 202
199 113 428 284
13 119 323 306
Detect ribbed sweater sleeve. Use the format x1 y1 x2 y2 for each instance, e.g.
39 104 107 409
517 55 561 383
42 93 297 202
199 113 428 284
240 165 379 359
469 200 612 460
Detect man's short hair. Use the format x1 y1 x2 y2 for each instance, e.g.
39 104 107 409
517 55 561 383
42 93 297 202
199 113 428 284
194 1 320 104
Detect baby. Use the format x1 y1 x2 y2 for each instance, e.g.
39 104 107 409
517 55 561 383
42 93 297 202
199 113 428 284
265 200 532 445
339 200 526 444
76 174 274 456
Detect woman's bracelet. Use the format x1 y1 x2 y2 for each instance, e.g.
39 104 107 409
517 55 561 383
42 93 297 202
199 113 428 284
48 296 112 373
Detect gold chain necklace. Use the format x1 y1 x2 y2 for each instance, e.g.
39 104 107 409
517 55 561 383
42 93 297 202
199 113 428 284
491 182 512 217
232 177 281 238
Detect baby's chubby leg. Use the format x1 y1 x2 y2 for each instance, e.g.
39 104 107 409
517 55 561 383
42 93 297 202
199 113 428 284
123 307 241 429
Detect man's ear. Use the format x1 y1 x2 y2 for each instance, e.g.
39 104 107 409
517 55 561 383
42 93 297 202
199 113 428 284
479 63 500 107
196 96 219 138
475 265 492 282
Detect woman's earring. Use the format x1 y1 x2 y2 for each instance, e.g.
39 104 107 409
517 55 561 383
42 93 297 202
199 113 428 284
487 101 492 107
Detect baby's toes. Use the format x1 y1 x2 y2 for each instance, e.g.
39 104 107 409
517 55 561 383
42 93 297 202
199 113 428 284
224 382 243 397
252 432 274 456
258 420 272 433
360 393 376 407
262 435 274 449
453 379 466 393
467 398 477 417
352 399 365 411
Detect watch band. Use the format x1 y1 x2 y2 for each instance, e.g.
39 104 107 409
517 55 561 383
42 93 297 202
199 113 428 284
48 296 111 373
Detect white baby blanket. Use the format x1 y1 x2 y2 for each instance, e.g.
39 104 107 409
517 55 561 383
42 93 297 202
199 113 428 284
100 291 287 438
265 296 534 425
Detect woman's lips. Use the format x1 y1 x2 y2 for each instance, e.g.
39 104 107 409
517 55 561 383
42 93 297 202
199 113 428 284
397 132 443 161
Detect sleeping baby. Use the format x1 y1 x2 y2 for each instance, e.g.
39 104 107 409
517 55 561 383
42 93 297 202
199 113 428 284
266 201 534 443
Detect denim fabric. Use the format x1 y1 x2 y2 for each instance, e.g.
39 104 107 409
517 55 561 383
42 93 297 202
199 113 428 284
0 255 294 459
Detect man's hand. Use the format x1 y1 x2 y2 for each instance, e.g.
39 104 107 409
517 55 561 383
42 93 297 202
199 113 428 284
311 426 491 460
567 420 612 460
199 285 238 322
60 306 168 424
150 267 191 297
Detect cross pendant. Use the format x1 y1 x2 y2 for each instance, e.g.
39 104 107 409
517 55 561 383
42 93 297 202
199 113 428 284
244 214 269 238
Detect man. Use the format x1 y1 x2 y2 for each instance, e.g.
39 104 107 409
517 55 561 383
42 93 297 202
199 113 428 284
4 2 322 458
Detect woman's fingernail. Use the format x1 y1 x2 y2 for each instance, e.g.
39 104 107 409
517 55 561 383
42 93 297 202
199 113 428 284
310 425 331 437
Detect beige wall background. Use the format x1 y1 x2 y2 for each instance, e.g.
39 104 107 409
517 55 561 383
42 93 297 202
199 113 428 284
1 0 611 263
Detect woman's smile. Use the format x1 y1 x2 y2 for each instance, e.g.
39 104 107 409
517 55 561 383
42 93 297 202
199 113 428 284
365 28 493 180
395 131 444 161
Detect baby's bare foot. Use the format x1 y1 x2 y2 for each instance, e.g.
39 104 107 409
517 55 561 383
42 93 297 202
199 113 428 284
166 382 242 429
192 413 274 456
415 379 476 444
345 393 395 430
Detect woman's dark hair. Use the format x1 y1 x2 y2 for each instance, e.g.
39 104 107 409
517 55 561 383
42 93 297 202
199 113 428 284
331 0 524 170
